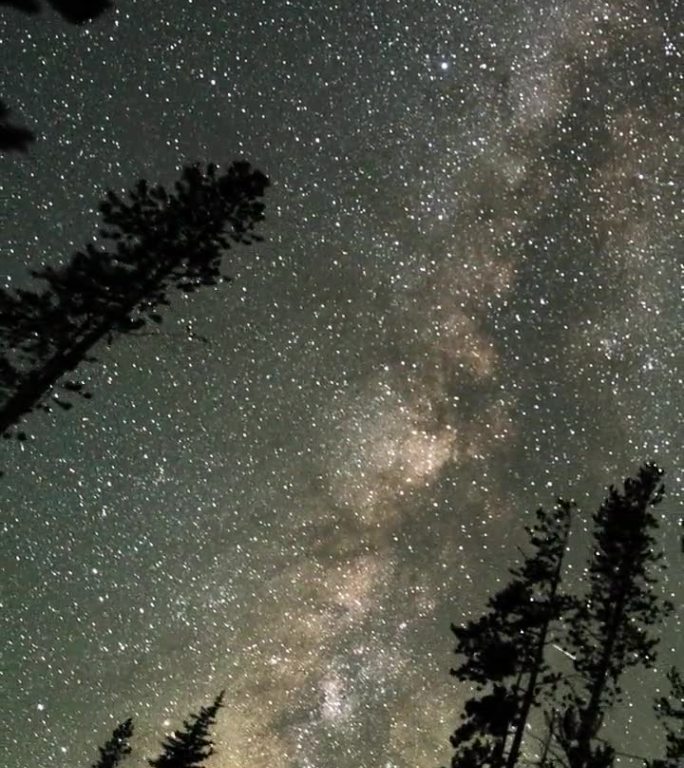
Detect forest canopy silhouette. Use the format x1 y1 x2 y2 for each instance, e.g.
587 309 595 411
77 465 680 768
0 161 268 442
445 463 680 768
2 0 679 766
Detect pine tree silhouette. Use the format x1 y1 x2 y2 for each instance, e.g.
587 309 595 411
558 463 673 768
149 691 224 768
447 501 574 767
91 718 134 768
0 161 268 440
650 666 684 768
502 501 575 768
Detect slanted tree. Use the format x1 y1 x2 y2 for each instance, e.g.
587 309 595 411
149 691 224 768
535 709 560 768
446 500 574 767
650 666 684 768
91 718 134 768
557 463 673 768
0 160 268 440
502 500 575 768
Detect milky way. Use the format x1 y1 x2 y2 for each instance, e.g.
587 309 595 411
1 1 681 766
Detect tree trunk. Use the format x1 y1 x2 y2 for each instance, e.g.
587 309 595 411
538 710 556 766
571 589 627 768
505 513 571 768
0 245 180 437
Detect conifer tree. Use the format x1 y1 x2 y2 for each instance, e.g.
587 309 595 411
0 161 268 439
149 691 224 768
447 500 574 767
650 666 684 768
91 718 134 768
557 463 672 768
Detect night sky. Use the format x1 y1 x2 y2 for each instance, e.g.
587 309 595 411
0 1 681 767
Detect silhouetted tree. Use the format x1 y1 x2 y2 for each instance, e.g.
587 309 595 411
0 99 33 152
557 463 673 768
0 160 268 439
649 666 684 768
448 685 517 766
447 501 574 767
503 500 575 768
149 691 224 768
91 718 134 768
0 0 111 23
535 709 560 768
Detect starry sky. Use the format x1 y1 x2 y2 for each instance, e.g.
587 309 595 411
0 1 682 766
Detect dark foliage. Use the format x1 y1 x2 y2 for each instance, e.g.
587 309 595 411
445 466 675 768
91 718 134 768
0 99 33 152
650 666 684 768
0 0 111 23
558 463 673 768
149 691 224 768
447 501 574 767
449 684 517 766
0 161 268 439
